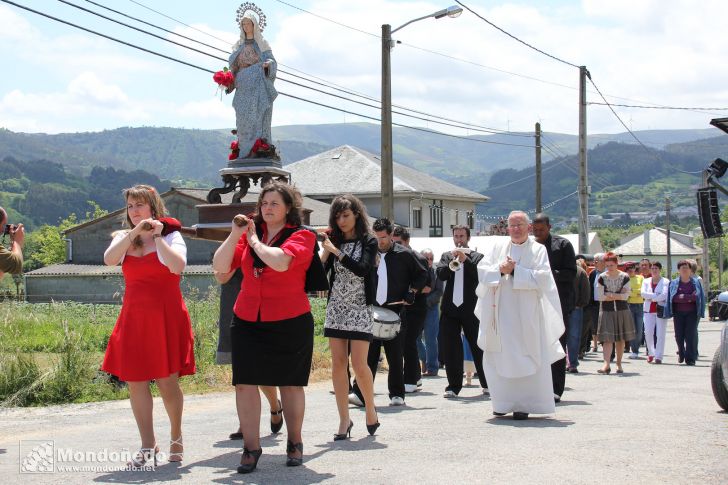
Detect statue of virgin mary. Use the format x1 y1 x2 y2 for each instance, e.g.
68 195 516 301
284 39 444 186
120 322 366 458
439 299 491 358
228 4 277 159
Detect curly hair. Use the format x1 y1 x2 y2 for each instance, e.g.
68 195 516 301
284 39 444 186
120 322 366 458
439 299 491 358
253 181 303 227
328 194 370 245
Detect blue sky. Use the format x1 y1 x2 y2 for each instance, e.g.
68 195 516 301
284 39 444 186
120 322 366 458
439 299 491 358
1 0 727 135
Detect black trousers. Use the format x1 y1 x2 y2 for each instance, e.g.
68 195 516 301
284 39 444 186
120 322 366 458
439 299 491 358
673 310 699 364
439 313 487 394
581 305 598 353
402 306 427 386
551 312 569 398
352 329 405 400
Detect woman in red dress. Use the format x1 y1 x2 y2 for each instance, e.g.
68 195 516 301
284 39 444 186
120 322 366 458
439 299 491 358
102 185 195 468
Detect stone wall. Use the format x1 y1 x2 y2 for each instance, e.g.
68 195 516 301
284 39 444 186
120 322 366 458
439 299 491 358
25 272 217 304
66 193 221 265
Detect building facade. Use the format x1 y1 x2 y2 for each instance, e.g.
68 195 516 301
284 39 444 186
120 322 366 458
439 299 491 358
287 145 488 237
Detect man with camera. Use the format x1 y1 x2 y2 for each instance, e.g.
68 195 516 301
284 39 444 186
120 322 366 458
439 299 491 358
0 207 24 281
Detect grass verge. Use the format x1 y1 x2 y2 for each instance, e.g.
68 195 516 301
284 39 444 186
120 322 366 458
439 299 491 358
0 296 331 407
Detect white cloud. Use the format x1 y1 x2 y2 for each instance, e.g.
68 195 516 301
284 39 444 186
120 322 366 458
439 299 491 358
0 72 150 132
2 1 728 135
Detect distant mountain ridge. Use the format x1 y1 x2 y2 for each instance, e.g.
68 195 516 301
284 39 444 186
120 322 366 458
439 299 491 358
0 124 723 191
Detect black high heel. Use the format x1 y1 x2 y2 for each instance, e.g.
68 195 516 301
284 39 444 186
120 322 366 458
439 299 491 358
366 411 380 436
286 441 303 467
270 399 284 434
334 420 354 441
237 447 262 474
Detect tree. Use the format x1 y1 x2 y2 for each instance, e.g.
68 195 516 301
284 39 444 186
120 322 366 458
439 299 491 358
23 201 108 271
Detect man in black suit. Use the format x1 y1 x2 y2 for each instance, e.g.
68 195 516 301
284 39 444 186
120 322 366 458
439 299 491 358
392 225 431 394
436 225 487 398
532 213 576 402
350 218 427 406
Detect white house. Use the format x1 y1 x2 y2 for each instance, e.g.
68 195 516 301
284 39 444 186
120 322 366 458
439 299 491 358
286 145 488 237
612 227 702 275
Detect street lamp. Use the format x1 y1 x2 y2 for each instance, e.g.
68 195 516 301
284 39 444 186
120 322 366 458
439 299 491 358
380 5 463 223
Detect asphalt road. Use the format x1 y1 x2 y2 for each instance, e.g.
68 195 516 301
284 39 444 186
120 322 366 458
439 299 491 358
1 319 726 484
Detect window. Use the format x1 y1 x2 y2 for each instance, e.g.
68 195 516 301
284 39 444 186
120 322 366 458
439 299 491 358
412 208 422 229
429 200 443 237
467 211 474 229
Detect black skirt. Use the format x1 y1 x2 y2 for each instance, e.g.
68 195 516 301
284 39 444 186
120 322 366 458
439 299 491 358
230 312 314 386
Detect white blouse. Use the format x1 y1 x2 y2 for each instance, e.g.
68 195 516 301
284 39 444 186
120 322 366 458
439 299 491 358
109 231 187 269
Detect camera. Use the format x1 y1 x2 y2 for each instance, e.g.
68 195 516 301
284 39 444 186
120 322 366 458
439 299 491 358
3 224 16 236
316 232 327 242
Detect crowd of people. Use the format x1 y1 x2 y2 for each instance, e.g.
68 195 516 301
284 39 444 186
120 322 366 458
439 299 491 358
96 182 708 475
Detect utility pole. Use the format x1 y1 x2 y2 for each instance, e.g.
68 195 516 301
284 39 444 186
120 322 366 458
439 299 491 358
703 170 711 291
666 196 672 277
578 66 590 254
535 122 542 213
381 24 394 222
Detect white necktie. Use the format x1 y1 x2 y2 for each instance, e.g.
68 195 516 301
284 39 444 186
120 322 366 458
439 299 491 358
376 252 388 305
453 261 464 307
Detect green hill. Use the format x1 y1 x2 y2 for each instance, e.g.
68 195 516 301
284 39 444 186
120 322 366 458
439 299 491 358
479 139 728 218
1 124 722 190
2 124 727 224
0 156 170 229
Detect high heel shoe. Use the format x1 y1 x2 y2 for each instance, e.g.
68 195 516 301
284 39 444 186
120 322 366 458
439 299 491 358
366 411 380 436
169 436 183 462
237 447 262 474
597 366 611 374
270 399 284 434
334 420 354 441
286 441 303 467
127 445 159 469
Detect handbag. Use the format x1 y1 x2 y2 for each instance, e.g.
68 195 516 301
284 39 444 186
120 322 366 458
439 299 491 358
301 231 329 292
258 225 329 292
655 304 665 318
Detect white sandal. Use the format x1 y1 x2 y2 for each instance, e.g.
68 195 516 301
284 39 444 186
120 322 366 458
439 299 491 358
128 445 159 468
169 436 183 462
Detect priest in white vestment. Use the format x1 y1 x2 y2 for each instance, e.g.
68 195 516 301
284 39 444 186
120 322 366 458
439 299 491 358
474 211 565 419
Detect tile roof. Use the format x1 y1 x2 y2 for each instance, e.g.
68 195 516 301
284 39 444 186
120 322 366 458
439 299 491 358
25 264 214 276
612 228 701 256
286 145 488 201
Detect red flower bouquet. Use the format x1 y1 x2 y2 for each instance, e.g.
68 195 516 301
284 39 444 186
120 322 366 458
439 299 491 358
228 140 240 161
213 67 234 91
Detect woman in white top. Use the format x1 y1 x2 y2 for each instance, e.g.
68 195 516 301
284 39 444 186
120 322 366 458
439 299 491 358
640 261 670 364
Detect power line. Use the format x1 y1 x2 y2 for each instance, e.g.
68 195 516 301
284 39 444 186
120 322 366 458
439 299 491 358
2 0 213 74
454 0 580 69
125 0 232 46
2 0 535 149
280 65 532 136
65 0 535 140
587 75 672 169
82 0 230 54
588 102 728 112
270 0 379 39
58 0 229 62
269 0 721 115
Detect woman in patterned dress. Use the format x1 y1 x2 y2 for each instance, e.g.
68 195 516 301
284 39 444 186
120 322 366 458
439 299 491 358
596 252 636 374
321 194 380 439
